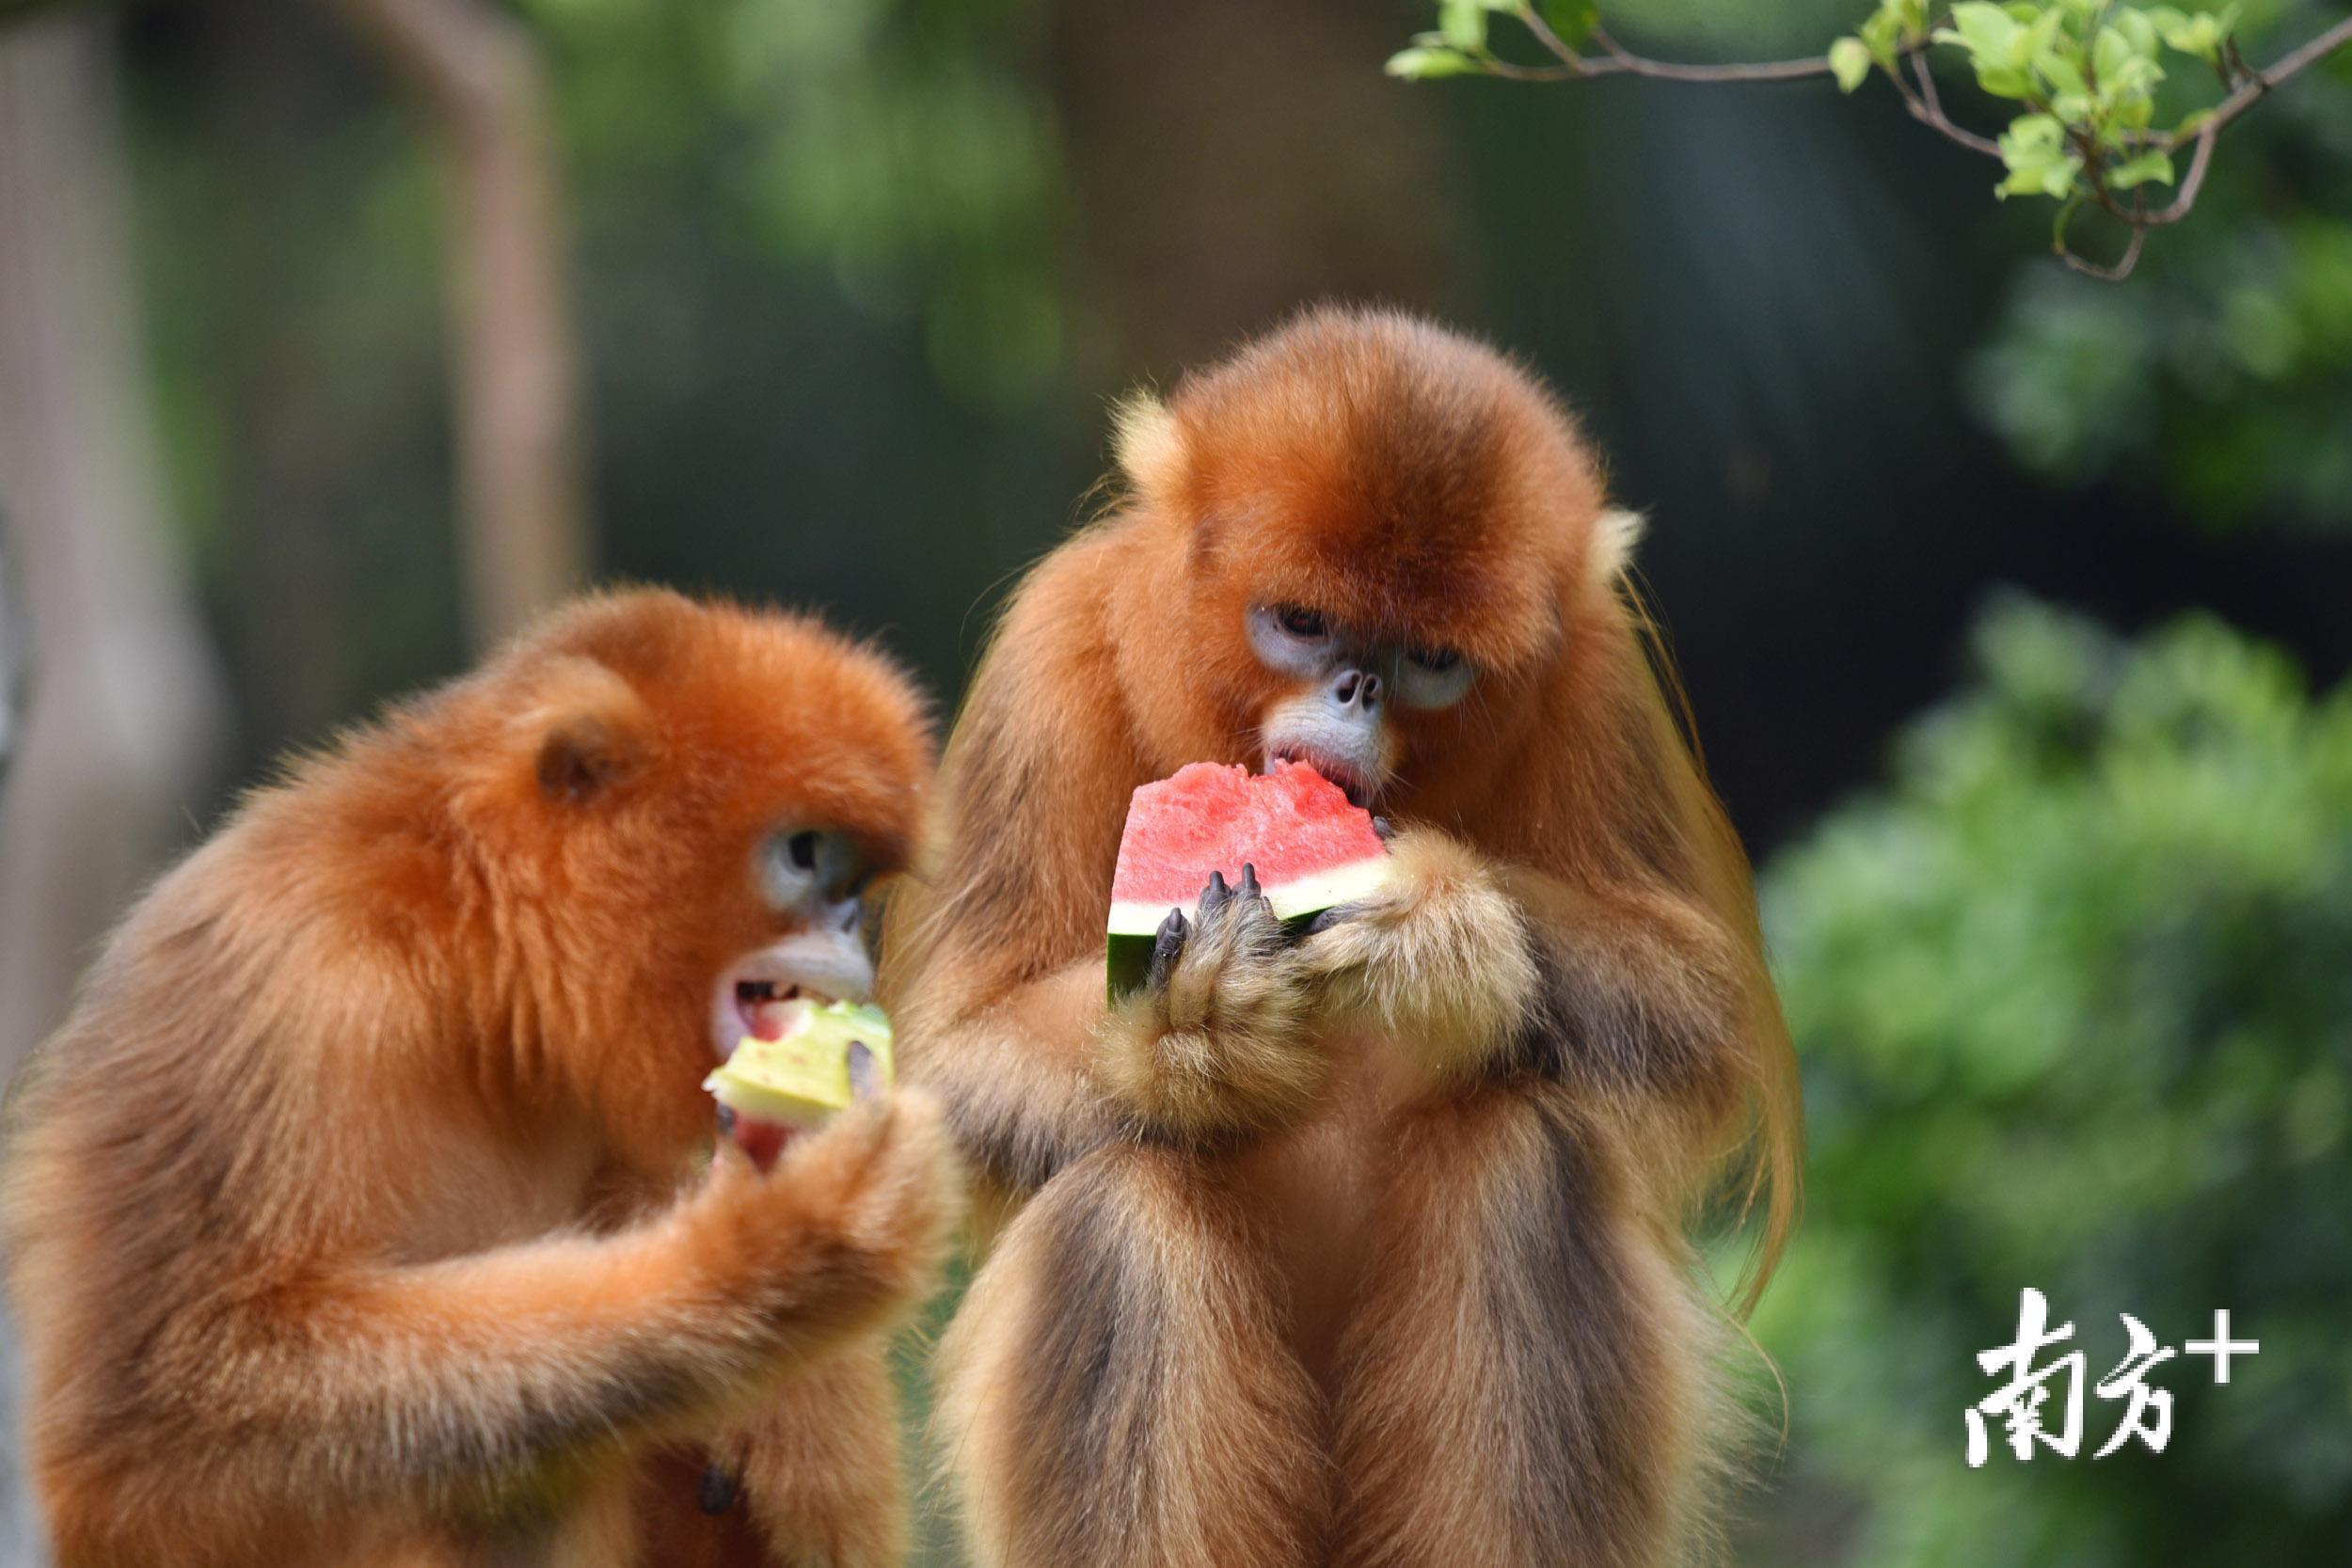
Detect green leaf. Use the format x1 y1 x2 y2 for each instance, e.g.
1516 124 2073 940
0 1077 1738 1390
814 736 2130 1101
2092 24 2136 83
2036 46 2089 100
2002 111 2067 157
1536 0 1601 48
2172 107 2217 138
1831 37 1876 92
2110 8 2162 61
2150 5 2235 61
1977 63 2037 98
1997 110 2081 200
1385 46 1483 78
2107 150 2177 187
1438 0 1486 54
1943 2 2024 61
2013 8 2066 70
1862 8 1904 62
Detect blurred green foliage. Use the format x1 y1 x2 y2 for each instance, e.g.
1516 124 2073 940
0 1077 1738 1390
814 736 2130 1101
1390 1 2352 535
1863 0 2352 533
1969 113 2352 532
1751 595 2352 1565
520 0 1065 409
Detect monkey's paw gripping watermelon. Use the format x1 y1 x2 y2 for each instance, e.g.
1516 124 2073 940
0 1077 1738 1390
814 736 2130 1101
704 999 895 1130
1106 760 1391 1000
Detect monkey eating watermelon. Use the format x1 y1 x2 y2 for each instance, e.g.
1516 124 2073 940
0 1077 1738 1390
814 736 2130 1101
1106 760 1391 1001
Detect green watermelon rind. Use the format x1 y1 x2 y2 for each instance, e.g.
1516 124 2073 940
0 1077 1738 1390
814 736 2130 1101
1104 851 1390 1002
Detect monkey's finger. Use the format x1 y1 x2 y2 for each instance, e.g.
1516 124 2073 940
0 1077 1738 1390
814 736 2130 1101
1196 868 1232 922
1146 907 1189 991
1303 901 1369 937
723 1112 795 1174
698 1463 740 1515
1226 880 1280 944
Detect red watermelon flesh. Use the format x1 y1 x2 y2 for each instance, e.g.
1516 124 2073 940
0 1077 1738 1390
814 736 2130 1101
1106 760 1391 999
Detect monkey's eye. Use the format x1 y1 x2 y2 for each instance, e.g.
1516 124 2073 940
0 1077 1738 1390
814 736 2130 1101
1394 646 1476 710
1247 603 1338 677
758 828 864 913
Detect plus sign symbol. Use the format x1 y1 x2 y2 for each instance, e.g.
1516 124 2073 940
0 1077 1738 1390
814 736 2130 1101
2185 1310 2261 1385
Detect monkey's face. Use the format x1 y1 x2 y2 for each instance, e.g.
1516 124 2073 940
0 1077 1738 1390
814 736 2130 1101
717 825 879 1051
1242 602 1475 809
1119 309 1613 816
455 592 932 1171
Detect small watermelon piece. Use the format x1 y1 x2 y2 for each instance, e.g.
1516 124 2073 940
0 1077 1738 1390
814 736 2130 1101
704 999 895 1130
1106 760 1391 1001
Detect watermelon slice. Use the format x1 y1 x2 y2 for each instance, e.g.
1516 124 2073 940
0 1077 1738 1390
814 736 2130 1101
1106 761 1391 1000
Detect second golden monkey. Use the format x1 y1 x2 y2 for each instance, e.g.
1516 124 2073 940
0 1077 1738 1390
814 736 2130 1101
891 308 1801 1568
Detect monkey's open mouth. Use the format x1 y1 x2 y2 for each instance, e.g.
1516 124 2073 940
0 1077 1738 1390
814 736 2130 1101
1265 745 1377 810
710 932 874 1061
735 980 808 1042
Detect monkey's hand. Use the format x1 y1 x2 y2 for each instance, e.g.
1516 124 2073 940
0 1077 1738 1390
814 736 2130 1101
701 1338 909 1568
1096 868 1322 1141
682 1089 961 1354
1297 829 1538 1085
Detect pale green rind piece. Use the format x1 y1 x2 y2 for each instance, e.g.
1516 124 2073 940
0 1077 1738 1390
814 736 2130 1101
704 1000 896 1127
1105 852 1393 936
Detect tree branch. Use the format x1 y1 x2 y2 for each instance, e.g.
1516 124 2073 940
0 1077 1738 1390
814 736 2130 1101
2204 12 2352 137
1468 5 2352 280
1512 5 1860 83
1898 49 2002 156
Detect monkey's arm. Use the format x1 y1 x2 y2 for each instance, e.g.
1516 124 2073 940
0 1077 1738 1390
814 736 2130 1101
889 536 1156 1196
911 879 1327 1191
1490 860 1755 1117
900 957 1122 1200
1305 830 1752 1137
95 1100 954 1521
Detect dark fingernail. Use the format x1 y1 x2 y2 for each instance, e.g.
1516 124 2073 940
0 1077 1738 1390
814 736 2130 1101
1200 870 1230 913
1372 816 1394 842
1238 863 1261 898
698 1463 740 1514
1148 908 1188 988
714 1104 737 1136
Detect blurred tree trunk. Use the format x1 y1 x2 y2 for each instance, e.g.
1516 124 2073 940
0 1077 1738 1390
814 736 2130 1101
1051 0 1461 372
0 12 229 1077
0 15 233 1562
333 0 587 648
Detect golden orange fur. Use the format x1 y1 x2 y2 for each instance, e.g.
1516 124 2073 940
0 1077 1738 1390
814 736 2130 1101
3 589 961 1568
890 307 1800 1567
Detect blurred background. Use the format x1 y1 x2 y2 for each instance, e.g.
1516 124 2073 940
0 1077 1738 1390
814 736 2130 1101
0 0 2347 1561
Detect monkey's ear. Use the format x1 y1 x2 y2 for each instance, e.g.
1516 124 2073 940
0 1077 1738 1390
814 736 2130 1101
1112 390 1187 502
1588 508 1646 588
518 657 649 805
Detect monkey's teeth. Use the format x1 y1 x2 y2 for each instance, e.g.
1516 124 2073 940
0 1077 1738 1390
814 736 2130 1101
734 981 805 1042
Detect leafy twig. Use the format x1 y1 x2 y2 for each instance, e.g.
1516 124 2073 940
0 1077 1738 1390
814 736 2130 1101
1390 2 2352 282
